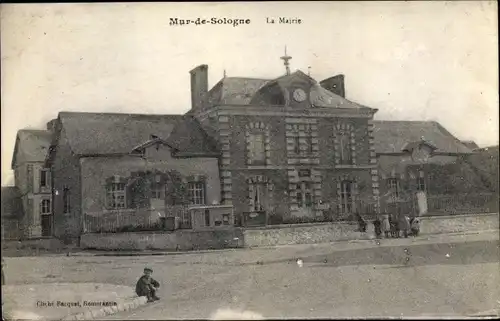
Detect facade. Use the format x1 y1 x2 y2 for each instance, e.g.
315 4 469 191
45 112 221 239
189 64 380 225
372 120 476 214
9 61 492 241
10 129 53 238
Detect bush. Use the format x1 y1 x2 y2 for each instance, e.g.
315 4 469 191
282 216 330 225
268 214 284 225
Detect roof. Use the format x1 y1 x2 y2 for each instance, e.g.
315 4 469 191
372 121 473 154
11 129 52 169
1 186 24 219
58 112 219 156
207 71 368 109
401 140 438 153
461 140 480 150
207 77 270 105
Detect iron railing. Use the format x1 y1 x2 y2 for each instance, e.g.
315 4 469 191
83 205 190 233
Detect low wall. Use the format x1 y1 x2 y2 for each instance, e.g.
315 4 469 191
419 213 499 235
81 228 244 251
242 222 360 247
79 213 499 251
243 213 499 247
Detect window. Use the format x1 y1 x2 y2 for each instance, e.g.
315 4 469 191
387 178 400 200
40 169 49 188
305 135 313 154
293 132 313 155
151 175 164 200
339 131 352 164
222 214 230 225
188 182 205 205
417 171 426 191
40 199 51 214
298 169 311 177
249 133 265 162
63 187 71 213
296 182 313 208
294 135 300 154
106 182 126 209
340 180 354 214
252 183 265 212
27 164 34 191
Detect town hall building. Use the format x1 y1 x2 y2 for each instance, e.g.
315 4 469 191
8 54 484 241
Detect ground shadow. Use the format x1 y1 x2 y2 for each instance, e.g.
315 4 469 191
256 240 500 268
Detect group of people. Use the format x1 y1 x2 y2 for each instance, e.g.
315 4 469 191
357 213 421 239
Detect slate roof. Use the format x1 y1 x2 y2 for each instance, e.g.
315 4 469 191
461 140 480 150
207 71 367 109
58 112 219 156
372 121 473 154
11 129 52 169
1 186 24 219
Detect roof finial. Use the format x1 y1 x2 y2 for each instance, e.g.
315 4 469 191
280 45 292 75
223 69 227 78
308 66 311 76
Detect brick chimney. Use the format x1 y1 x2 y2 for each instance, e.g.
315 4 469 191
320 74 345 98
46 119 58 133
190 64 209 112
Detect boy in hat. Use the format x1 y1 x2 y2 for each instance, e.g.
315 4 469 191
135 267 160 302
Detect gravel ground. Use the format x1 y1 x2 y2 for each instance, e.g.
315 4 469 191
2 231 499 320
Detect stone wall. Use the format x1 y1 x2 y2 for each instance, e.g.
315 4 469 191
419 213 499 235
78 213 498 250
80 228 244 251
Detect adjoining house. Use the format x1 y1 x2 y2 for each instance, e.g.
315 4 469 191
45 112 222 241
372 121 494 216
10 129 53 238
1 186 24 240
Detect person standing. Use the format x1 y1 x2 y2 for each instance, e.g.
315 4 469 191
381 214 391 238
411 217 421 237
399 214 411 238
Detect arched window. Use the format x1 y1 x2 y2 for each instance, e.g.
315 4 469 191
40 199 51 215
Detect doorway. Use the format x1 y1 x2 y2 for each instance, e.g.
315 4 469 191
41 214 53 237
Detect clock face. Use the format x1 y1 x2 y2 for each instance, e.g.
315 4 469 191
293 88 307 102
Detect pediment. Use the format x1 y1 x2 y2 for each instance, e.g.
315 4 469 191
131 137 178 154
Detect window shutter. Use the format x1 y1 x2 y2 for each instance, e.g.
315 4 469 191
27 165 33 192
126 182 134 209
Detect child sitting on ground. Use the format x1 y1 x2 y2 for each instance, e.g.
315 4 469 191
135 267 160 302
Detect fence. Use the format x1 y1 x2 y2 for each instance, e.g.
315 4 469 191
426 193 498 215
83 206 190 233
380 192 497 217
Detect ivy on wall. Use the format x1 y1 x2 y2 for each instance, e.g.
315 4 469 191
128 170 190 208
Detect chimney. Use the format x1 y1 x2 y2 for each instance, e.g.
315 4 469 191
190 64 209 111
46 119 58 133
320 74 346 98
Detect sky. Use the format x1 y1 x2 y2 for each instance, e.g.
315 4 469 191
1 1 498 186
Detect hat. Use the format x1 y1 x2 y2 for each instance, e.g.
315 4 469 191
144 267 153 273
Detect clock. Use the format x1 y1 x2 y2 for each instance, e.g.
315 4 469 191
292 88 307 102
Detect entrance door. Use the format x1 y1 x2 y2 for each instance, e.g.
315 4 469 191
41 214 53 237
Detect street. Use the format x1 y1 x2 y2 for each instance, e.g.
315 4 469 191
3 231 499 319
